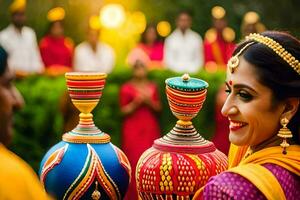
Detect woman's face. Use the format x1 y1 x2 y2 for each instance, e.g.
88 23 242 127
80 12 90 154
145 27 157 43
221 56 285 147
133 63 147 79
145 27 157 44
50 21 64 37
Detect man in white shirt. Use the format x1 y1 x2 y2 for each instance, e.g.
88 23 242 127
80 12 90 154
164 11 204 73
0 0 44 75
74 27 115 74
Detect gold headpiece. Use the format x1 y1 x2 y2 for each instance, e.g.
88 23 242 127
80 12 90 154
47 7 65 22
227 42 254 73
246 33 300 75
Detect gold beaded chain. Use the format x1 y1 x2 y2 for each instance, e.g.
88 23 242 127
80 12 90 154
246 33 300 75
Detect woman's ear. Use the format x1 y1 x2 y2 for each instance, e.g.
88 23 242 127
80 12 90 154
282 98 300 120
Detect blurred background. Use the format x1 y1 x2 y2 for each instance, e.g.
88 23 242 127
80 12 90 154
1 0 300 171
2 0 300 66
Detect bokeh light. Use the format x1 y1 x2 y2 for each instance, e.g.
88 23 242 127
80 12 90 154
100 4 126 29
157 21 171 37
89 15 101 30
129 11 146 34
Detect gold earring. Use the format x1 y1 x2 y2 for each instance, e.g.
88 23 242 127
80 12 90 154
277 118 293 154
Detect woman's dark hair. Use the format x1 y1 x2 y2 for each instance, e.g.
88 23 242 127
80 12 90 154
233 31 300 143
46 20 64 35
133 59 146 70
140 24 161 44
0 46 8 76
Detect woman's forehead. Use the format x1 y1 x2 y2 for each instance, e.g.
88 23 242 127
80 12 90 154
226 56 259 87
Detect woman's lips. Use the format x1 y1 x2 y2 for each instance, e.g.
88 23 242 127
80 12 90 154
229 120 248 131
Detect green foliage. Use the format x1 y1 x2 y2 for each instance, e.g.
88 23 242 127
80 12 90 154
10 69 225 171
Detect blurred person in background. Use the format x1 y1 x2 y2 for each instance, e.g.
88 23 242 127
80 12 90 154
211 84 230 155
39 7 74 76
74 17 115 73
164 10 204 73
204 6 235 72
241 11 266 39
120 60 161 200
204 6 235 155
127 24 164 69
0 46 49 200
0 0 44 77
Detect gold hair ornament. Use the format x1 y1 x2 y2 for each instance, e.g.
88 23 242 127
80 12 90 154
227 42 255 73
246 33 300 75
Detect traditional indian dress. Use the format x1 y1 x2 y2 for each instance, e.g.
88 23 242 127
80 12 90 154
164 29 204 73
73 41 115 74
127 42 164 69
204 33 234 154
120 82 161 200
204 33 235 70
39 35 73 70
0 144 50 199
193 144 300 199
0 24 44 73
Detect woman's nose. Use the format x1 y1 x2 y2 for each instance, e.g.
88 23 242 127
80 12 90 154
221 98 238 117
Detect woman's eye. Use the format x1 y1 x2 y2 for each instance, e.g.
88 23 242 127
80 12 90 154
237 90 253 101
225 89 231 95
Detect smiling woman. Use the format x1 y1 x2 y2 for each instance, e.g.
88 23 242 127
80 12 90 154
193 31 300 200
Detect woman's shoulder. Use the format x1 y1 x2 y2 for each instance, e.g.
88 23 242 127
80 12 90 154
39 35 51 47
263 163 300 199
203 171 264 199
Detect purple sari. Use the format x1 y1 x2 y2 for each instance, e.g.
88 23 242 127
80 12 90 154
203 163 300 199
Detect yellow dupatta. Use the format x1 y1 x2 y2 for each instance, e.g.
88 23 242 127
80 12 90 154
228 144 300 200
193 144 300 200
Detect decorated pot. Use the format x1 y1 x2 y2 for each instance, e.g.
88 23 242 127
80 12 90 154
39 72 131 200
136 74 228 200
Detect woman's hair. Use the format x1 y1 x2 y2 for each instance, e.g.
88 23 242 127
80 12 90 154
140 24 160 44
0 46 8 76
133 59 146 70
46 20 64 35
233 31 300 143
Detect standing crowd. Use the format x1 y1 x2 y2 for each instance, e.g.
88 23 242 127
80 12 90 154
2 1 295 200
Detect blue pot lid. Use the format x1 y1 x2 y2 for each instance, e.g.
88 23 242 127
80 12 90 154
165 74 209 91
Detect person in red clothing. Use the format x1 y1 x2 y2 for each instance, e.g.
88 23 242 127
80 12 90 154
120 60 161 200
39 7 73 76
204 6 235 73
204 6 235 155
211 84 230 154
127 24 164 69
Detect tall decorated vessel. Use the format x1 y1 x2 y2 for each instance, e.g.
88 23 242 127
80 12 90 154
39 72 131 200
136 74 228 200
